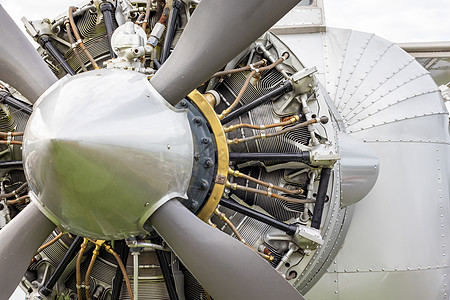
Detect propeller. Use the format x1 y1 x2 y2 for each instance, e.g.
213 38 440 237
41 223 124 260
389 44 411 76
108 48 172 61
0 202 55 299
151 0 300 105
0 5 57 103
0 0 305 299
151 199 305 300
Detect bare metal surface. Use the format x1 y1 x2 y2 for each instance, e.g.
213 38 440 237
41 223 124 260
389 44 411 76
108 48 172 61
0 5 57 103
23 69 193 239
338 132 379 207
399 41 450 58
0 202 55 300
150 0 299 106
280 28 450 298
151 199 306 300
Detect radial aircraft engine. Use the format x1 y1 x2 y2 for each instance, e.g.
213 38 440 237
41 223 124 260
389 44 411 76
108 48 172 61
0 1 449 300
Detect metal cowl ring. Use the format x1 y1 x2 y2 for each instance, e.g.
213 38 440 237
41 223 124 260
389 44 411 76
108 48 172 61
22 69 193 240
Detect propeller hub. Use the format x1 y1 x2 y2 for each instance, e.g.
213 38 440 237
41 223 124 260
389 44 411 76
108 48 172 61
23 69 194 239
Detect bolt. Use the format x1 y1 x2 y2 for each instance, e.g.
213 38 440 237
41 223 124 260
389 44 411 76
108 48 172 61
200 179 209 190
180 100 187 107
190 200 198 209
193 117 202 125
202 138 210 145
204 158 213 168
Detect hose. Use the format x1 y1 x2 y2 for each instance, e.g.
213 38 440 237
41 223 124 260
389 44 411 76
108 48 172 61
68 6 99 69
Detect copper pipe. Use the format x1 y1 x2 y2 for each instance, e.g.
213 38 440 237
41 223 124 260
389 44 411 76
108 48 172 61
142 0 152 31
6 195 30 205
0 140 22 145
158 4 170 25
30 231 65 265
228 117 327 145
85 243 102 300
38 232 64 253
224 115 300 133
103 244 134 300
210 59 267 79
227 181 313 204
68 6 99 69
0 182 28 199
214 208 273 261
0 131 23 138
65 21 87 72
218 70 255 120
229 168 303 195
218 54 288 119
76 238 89 300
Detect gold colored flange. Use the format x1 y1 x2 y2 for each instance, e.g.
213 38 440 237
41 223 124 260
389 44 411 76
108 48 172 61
187 90 229 221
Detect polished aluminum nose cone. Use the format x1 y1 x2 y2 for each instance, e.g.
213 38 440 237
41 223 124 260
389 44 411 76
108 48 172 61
23 69 193 239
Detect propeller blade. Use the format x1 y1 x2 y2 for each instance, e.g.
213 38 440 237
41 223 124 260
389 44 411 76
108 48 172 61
0 201 55 299
151 200 305 300
0 5 57 103
150 0 299 105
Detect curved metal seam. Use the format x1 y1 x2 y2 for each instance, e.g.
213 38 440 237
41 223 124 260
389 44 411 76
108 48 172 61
339 42 395 113
335 33 375 109
346 89 441 127
348 111 448 133
345 67 427 123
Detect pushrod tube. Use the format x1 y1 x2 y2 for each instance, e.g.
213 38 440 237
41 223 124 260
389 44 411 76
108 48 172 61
220 81 293 124
38 35 76 76
39 236 84 296
219 198 297 236
229 152 311 163
311 167 331 229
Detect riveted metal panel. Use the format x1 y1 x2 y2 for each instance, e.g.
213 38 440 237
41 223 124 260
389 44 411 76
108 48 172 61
304 272 339 300
334 142 450 272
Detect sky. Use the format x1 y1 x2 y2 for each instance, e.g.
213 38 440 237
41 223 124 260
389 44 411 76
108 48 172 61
1 0 450 44
1 0 448 299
